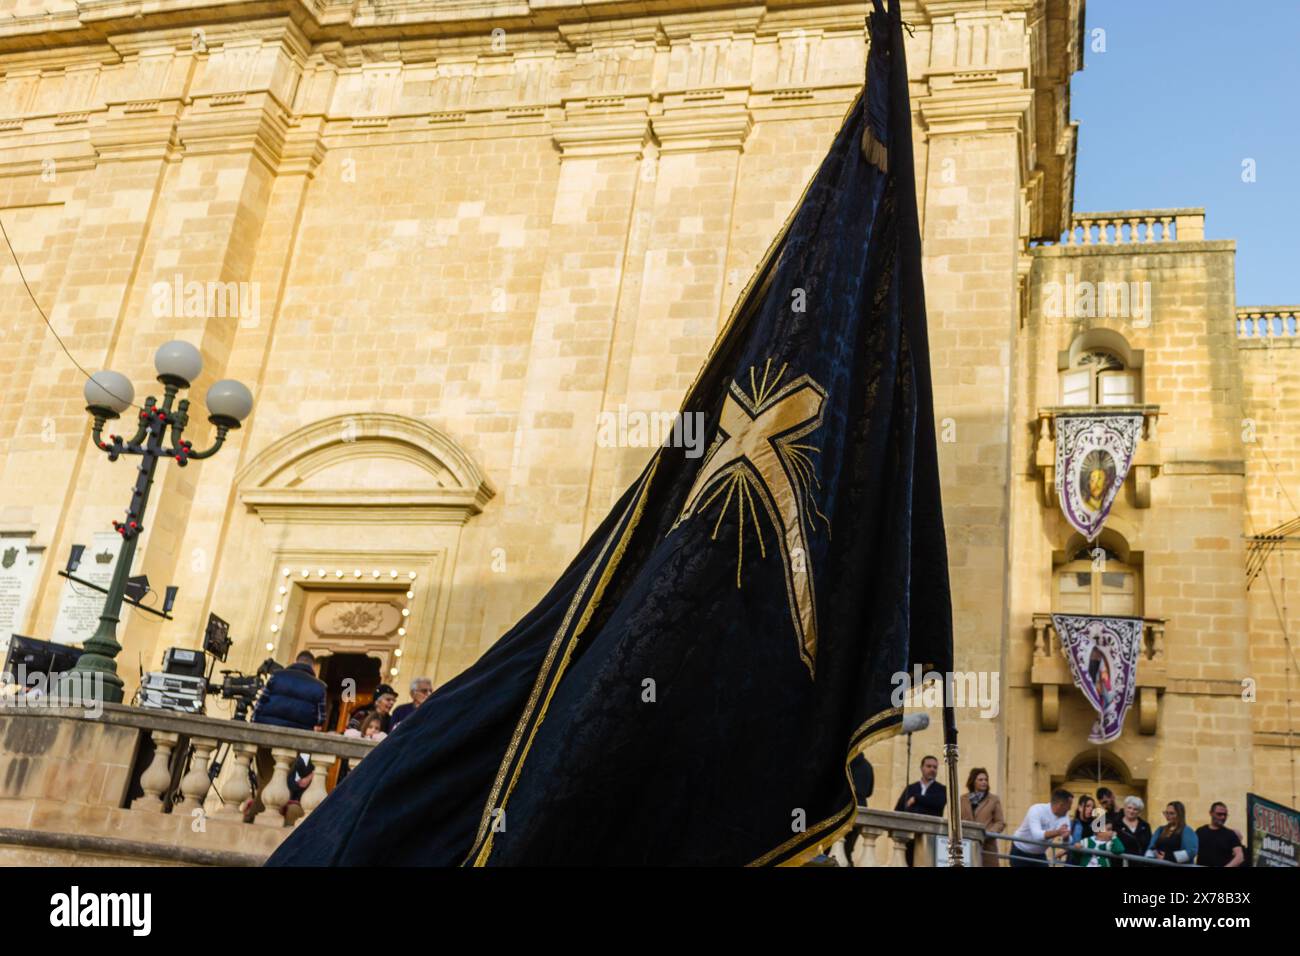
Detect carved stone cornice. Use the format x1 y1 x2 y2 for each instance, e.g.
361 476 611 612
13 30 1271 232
175 95 293 172
552 95 651 159
916 84 1034 136
654 89 752 154
277 117 328 176
90 102 184 164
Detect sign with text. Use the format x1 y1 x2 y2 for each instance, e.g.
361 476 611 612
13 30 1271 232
51 532 127 646
0 534 42 657
1247 792 1299 867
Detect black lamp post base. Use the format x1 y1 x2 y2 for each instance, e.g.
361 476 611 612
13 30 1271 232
57 660 125 706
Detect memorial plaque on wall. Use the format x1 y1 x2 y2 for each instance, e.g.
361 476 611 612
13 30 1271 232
0 534 42 658
51 531 126 646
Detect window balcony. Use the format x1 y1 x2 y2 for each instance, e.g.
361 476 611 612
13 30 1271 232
1034 404 1162 509
1029 612 1167 736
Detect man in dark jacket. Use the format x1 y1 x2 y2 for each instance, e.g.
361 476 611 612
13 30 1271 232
245 651 325 824
252 651 326 731
894 754 946 816
894 754 946 866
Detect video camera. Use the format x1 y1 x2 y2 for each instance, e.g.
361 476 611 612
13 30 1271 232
217 657 282 722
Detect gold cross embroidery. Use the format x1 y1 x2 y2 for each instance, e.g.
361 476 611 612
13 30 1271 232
673 362 828 675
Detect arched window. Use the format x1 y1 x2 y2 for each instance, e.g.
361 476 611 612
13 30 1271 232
1053 540 1142 616
1060 348 1140 406
1066 755 1129 786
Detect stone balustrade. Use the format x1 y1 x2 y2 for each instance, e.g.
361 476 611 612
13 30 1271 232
1236 306 1300 339
1034 404 1162 509
1037 208 1205 246
1031 612 1166 664
0 700 377 865
828 808 988 867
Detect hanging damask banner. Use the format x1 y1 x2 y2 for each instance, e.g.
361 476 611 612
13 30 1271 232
1051 613 1143 744
1055 413 1143 541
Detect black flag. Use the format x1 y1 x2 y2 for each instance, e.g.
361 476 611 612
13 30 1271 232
269 0 951 866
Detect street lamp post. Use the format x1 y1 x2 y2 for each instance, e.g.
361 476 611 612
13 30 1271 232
62 341 253 704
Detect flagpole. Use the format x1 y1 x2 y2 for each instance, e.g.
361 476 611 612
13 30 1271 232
942 702 963 867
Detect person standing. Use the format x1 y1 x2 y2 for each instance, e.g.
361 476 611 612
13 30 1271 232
959 767 1005 867
252 650 326 731
1070 795 1098 844
1196 802 1245 867
1096 787 1124 830
390 676 433 731
1114 795 1152 865
246 651 326 823
894 755 946 867
1069 794 1098 866
1009 789 1073 867
1147 801 1199 865
894 755 947 816
347 683 398 734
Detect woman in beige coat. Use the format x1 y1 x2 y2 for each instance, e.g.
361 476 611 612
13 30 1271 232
959 767 1006 867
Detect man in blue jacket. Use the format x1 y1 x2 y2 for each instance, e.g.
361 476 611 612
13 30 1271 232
246 651 326 824
253 651 327 731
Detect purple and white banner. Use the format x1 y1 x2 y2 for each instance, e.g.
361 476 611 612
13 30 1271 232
1055 413 1143 541
1052 614 1143 744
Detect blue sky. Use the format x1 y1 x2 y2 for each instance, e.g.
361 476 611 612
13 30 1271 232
1071 1 1300 305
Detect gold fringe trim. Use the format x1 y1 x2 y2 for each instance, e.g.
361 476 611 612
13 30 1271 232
861 126 888 174
750 707 903 867
471 456 662 866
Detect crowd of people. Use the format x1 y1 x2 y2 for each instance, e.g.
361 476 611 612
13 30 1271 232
242 651 433 823
241 657 1253 864
885 755 1246 867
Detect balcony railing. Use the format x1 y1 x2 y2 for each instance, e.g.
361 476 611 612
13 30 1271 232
1030 612 1168 735
1034 404 1162 509
1034 209 1205 247
0 700 378 865
1236 306 1300 340
829 808 989 867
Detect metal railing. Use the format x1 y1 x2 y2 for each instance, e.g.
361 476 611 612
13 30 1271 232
984 830 1196 868
826 808 1196 868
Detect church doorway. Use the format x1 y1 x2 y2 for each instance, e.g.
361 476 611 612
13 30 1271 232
317 652 382 734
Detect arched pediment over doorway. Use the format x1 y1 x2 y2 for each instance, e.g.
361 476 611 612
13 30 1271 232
236 413 495 524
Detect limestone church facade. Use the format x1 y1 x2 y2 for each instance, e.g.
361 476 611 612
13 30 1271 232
0 0 1296 831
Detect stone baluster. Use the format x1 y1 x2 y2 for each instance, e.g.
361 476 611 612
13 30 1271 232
219 743 258 819
132 730 179 812
853 826 887 867
887 832 910 867
298 754 337 824
1159 215 1173 241
255 747 298 827
1033 619 1047 657
177 737 218 811
1142 216 1155 242
1150 622 1165 661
